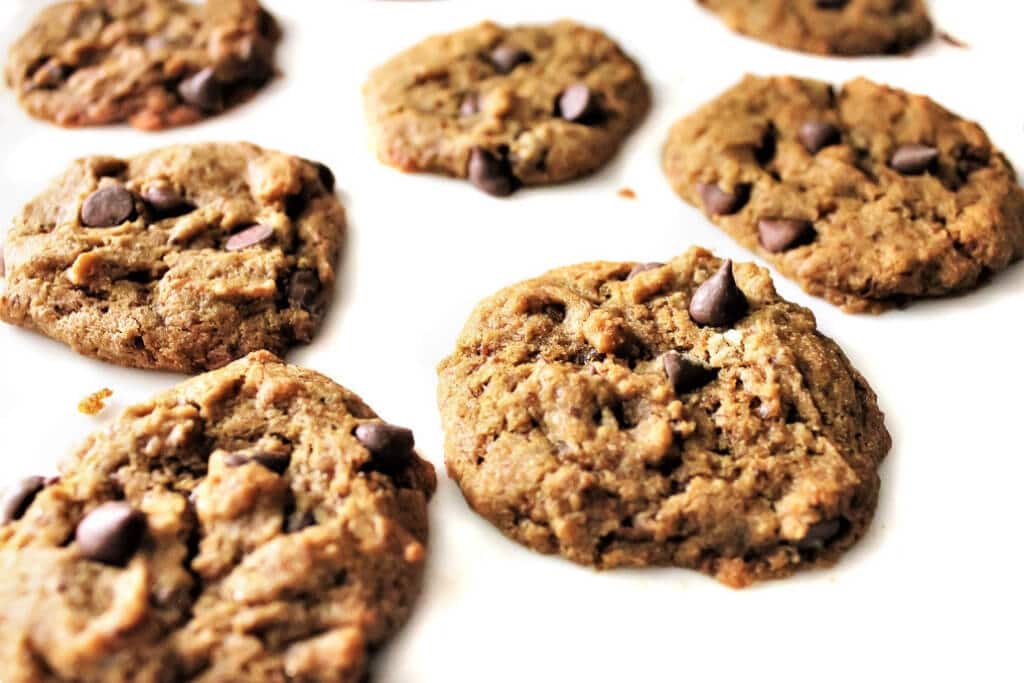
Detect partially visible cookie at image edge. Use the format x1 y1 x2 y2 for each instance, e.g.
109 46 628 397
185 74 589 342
663 75 1024 312
0 142 344 372
0 351 437 683
438 248 890 587
696 0 933 56
5 0 281 130
363 20 650 197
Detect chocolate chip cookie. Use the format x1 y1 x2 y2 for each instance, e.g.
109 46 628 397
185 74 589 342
363 20 650 196
0 351 436 683
663 76 1024 312
437 248 890 588
5 0 280 130
0 142 343 372
696 0 932 55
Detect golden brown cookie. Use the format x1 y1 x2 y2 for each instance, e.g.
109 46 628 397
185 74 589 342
363 20 650 196
438 248 890 588
663 76 1024 312
697 0 932 55
0 142 343 372
5 0 280 130
0 352 437 683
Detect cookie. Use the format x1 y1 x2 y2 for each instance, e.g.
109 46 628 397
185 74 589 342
0 351 437 683
663 76 1024 312
437 248 890 588
5 0 280 130
696 0 932 55
363 20 650 196
0 142 344 372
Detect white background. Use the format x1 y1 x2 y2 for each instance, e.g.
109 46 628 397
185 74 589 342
1 2 1022 681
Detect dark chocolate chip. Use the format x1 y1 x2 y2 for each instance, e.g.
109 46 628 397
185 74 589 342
81 185 135 227
178 67 223 112
75 502 146 566
754 126 777 165
662 351 716 394
490 44 532 73
468 146 516 197
815 0 848 8
459 92 480 116
286 269 320 310
696 183 749 216
627 262 664 279
688 259 748 327
225 224 274 251
286 510 316 533
314 162 335 192
797 517 848 550
0 476 46 524
224 452 290 475
355 422 415 463
758 218 815 253
890 144 938 175
558 83 599 123
798 121 841 154
141 186 194 216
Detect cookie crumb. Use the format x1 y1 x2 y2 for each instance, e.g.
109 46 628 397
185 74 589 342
938 31 969 48
617 187 637 199
78 388 113 415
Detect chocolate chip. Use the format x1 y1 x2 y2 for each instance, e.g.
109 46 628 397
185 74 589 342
75 502 146 566
225 224 274 251
798 121 841 154
696 183 749 216
468 146 516 197
141 186 194 216
29 61 71 91
558 83 599 123
225 452 290 475
81 185 135 227
355 423 415 463
627 262 664 279
178 67 223 112
797 517 848 550
459 92 480 116
0 476 45 524
757 218 815 253
314 162 335 192
890 144 939 175
286 510 316 533
662 351 716 394
688 260 748 327
815 0 848 8
490 44 532 73
288 269 320 309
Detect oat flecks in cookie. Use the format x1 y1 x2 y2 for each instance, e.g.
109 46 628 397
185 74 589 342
696 0 933 55
363 20 650 195
663 75 1024 312
0 142 345 372
5 0 280 130
437 248 890 588
0 352 437 683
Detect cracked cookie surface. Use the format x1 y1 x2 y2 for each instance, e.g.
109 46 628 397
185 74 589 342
438 248 889 588
0 351 437 683
363 20 649 195
696 0 932 55
0 142 344 372
663 76 1024 312
5 0 280 130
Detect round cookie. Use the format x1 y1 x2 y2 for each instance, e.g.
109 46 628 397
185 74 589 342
5 0 280 130
663 76 1024 312
437 248 890 588
0 351 437 683
363 20 650 196
0 142 344 372
696 0 932 55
